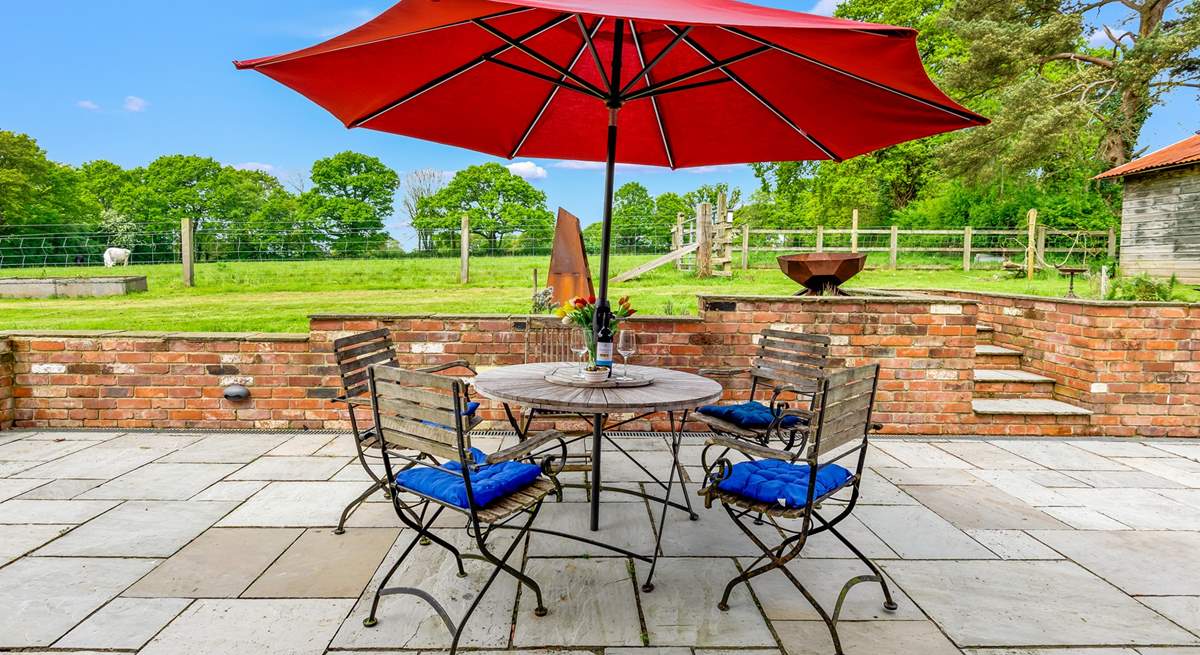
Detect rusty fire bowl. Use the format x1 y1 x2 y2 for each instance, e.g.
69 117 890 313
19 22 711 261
777 253 868 295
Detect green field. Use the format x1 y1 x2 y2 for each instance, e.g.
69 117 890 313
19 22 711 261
1 257 1194 333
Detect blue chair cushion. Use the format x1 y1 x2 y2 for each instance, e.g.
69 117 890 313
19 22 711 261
418 401 480 432
717 459 852 509
395 446 541 509
698 401 802 430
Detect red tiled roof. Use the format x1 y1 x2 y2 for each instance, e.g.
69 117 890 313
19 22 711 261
1095 133 1200 180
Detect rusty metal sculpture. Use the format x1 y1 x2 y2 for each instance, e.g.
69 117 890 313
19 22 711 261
547 208 595 307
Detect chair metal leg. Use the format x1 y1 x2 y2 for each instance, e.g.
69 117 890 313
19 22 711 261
641 410 692 592
814 511 898 611
335 478 387 535
475 502 547 615
365 503 445 626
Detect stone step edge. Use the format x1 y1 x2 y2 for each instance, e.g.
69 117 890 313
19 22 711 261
972 398 1093 416
973 369 1055 384
976 344 1022 357
977 323 994 333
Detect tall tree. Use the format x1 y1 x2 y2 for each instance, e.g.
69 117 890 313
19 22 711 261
414 162 553 252
612 182 656 249
305 152 399 257
0 131 97 230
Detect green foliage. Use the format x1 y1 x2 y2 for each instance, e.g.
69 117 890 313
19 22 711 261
0 131 98 230
414 162 553 253
1106 273 1187 301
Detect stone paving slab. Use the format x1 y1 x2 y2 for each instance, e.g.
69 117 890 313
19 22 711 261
964 529 1062 560
0 556 160 648
744 558 922 621
125 527 302 598
228 456 350 481
0 498 120 524
933 441 1046 470
513 558 643 647
160 434 292 464
14 446 175 480
244 528 399 599
1139 596 1200 637
0 523 72 565
635 558 775 647
883 559 1198 647
15 478 104 500
854 505 995 559
217 481 370 527
0 438 99 461
774 619 962 655
1030 530 1200 596
55 597 192 650
0 477 51 501
80 463 241 500
37 500 237 557
139 598 353 655
902 484 1069 530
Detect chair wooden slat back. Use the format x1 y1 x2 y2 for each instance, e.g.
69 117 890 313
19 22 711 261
811 364 880 458
525 320 574 364
750 329 831 396
369 364 471 461
334 329 397 399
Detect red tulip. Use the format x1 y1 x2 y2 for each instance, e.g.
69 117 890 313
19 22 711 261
626 309 637 316
587 295 596 305
574 297 586 308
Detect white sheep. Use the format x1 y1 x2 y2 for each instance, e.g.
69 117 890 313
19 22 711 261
103 247 131 267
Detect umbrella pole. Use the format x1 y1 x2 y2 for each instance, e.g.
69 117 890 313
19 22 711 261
593 18 624 357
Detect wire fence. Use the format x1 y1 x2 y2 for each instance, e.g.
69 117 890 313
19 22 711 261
0 216 1119 271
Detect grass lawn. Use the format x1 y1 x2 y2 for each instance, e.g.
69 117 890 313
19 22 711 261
1 257 1195 333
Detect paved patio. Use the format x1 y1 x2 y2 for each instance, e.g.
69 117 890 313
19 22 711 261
1 429 1198 654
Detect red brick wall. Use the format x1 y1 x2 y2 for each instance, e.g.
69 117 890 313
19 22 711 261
0 339 13 430
309 294 978 435
933 291 1200 438
3 332 337 430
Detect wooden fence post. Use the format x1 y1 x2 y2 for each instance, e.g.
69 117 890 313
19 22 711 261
460 214 470 284
741 224 750 270
674 212 683 270
696 203 712 277
1026 208 1038 280
850 209 859 253
888 225 899 269
1036 224 1047 269
963 225 973 272
1107 227 1117 259
815 225 825 252
181 217 194 287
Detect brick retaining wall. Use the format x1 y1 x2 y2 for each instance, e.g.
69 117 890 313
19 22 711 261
930 290 1200 438
0 339 13 430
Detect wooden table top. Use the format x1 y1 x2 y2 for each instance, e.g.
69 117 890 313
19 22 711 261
474 362 723 413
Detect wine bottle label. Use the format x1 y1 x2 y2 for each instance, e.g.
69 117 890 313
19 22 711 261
595 341 614 367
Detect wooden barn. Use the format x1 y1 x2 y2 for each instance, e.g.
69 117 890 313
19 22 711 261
1096 134 1200 284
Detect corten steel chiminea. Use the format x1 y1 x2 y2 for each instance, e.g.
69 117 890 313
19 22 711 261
777 253 868 296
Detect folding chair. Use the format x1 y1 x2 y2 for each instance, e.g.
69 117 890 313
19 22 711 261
362 364 569 654
697 329 830 450
698 364 896 655
329 328 475 534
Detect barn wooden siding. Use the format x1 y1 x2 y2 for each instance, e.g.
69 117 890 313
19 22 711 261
1120 162 1200 284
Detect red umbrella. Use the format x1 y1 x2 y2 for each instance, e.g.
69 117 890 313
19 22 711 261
236 0 985 354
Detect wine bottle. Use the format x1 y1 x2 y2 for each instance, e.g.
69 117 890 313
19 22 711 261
594 302 614 370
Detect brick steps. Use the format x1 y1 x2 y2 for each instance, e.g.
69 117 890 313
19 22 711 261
971 336 1094 430
974 344 1022 369
972 398 1094 416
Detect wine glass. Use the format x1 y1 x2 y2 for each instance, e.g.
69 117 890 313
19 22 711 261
617 329 637 380
570 328 590 375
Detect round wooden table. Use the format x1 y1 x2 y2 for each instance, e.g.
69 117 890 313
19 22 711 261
474 362 722 531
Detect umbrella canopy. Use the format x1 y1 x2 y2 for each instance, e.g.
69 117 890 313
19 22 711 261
236 0 984 168
236 0 986 358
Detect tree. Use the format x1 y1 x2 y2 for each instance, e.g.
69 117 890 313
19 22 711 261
612 182 656 249
939 0 1200 169
79 160 134 212
653 191 690 248
0 131 98 230
310 151 400 221
414 162 553 253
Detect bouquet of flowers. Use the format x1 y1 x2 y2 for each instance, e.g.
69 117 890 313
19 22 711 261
554 294 637 328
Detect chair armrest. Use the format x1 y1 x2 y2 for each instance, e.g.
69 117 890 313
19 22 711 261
706 433 794 462
698 367 748 378
486 429 565 464
418 359 476 375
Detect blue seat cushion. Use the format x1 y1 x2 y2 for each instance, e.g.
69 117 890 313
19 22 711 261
698 401 802 430
418 401 480 432
396 446 541 509
717 459 851 509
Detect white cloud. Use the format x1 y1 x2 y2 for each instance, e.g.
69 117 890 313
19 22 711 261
506 161 548 180
76 100 100 111
684 164 749 175
233 162 276 173
1086 27 1114 47
123 96 148 112
810 0 844 16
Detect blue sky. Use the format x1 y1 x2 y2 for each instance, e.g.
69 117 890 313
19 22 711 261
2 0 1195 234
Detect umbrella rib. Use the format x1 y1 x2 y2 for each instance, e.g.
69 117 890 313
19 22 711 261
720 26 984 123
349 14 574 128
664 26 842 162
625 77 733 102
628 20 675 170
484 56 605 99
623 46 769 101
472 18 608 99
576 14 611 94
509 17 606 159
237 7 533 70
618 25 693 97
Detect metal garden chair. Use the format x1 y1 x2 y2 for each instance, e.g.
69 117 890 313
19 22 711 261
330 328 475 534
698 364 896 655
697 329 830 450
362 363 569 654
